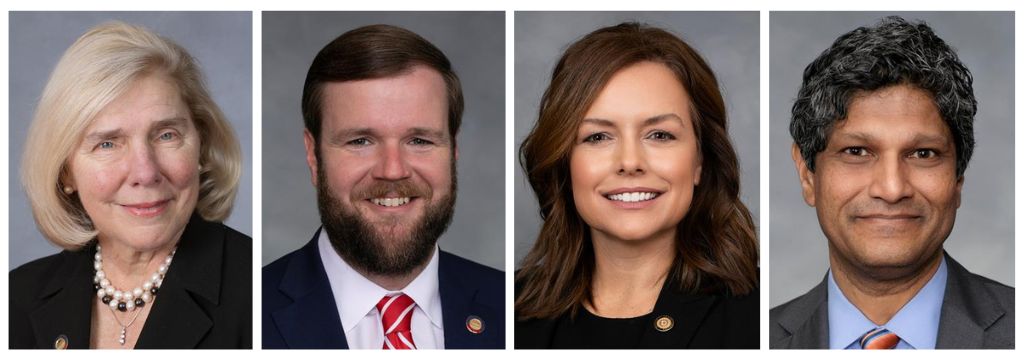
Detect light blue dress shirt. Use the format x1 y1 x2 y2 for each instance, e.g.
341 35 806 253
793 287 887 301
827 257 947 349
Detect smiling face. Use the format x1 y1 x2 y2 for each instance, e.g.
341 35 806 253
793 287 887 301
794 84 961 276
305 65 456 275
68 72 201 252
569 61 702 242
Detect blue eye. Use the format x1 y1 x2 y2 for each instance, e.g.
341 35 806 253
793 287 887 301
158 132 176 141
98 141 115 149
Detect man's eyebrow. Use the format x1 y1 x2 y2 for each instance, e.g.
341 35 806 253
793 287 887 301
327 128 375 144
407 127 448 140
831 131 952 145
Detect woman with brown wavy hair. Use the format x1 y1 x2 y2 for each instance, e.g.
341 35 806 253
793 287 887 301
515 22 759 349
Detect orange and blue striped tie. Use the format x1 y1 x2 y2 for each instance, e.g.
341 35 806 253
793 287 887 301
377 293 417 349
859 328 899 349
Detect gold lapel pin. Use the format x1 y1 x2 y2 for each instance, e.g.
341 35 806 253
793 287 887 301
54 335 69 350
465 315 485 334
654 315 674 332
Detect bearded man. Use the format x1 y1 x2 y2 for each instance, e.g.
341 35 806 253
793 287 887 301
262 24 504 350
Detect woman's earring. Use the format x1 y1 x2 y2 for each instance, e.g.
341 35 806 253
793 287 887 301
62 186 74 194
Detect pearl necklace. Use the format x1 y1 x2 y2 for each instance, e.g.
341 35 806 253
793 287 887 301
92 244 175 346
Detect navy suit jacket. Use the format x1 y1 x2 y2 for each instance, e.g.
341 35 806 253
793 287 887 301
262 229 505 349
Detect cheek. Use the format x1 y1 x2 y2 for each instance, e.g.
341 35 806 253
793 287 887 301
74 163 124 202
409 151 455 194
158 148 201 189
569 149 604 226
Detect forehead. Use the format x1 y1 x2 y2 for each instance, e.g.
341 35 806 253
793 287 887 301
319 66 448 134
830 85 950 144
89 72 188 129
583 61 692 125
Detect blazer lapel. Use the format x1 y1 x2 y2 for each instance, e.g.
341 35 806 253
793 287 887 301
773 275 829 349
438 251 502 349
638 284 717 348
935 253 1005 349
136 215 221 348
29 247 95 349
270 229 349 349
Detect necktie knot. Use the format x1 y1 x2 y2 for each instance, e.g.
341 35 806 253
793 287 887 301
860 327 900 349
376 293 417 349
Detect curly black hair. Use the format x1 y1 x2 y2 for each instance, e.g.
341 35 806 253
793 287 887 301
790 16 976 177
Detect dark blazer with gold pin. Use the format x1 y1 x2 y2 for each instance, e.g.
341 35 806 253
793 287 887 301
261 228 505 349
515 278 759 349
9 214 253 349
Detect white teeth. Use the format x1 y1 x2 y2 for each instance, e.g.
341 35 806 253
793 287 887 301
371 197 411 207
606 192 658 203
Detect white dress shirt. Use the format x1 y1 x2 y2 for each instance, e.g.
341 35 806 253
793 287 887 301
317 230 445 349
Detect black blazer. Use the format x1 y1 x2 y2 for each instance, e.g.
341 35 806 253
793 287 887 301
9 214 252 349
515 278 759 349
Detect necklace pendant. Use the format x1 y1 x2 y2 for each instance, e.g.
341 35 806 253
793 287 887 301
119 326 127 346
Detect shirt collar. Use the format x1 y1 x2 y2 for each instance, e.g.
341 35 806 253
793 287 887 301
827 256 947 349
317 229 444 333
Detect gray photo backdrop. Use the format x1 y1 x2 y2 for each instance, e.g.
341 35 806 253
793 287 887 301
770 12 1014 307
9 12 253 270
514 12 761 267
262 12 505 270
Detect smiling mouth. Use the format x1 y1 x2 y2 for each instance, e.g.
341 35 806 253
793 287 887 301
369 197 412 207
121 200 170 217
604 192 661 203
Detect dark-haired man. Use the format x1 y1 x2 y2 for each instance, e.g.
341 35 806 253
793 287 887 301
770 16 1013 349
262 24 504 349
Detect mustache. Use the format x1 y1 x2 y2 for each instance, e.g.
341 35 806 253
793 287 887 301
352 180 429 199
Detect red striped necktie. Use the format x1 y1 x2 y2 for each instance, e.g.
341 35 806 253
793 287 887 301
859 327 900 349
376 293 417 349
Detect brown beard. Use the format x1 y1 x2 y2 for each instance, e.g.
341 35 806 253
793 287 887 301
317 161 456 276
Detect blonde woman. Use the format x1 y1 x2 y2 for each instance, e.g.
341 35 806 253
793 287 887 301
9 21 251 349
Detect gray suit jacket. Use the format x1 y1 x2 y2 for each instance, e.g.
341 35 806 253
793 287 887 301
770 253 1014 349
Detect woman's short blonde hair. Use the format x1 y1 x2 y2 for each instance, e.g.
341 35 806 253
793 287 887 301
22 21 242 250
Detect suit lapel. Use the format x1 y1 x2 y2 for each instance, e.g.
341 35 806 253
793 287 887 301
935 253 1004 349
135 215 221 348
438 251 502 349
29 247 95 349
271 230 349 349
774 275 829 349
637 283 717 348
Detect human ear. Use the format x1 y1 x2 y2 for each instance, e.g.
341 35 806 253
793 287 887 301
792 143 816 207
303 129 319 188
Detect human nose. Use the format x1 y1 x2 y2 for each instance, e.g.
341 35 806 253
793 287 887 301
868 155 913 203
372 141 412 180
616 137 646 176
128 143 162 187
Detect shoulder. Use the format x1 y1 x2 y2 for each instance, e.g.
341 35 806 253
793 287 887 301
262 242 306 286
218 223 252 265
438 250 504 302
439 250 503 283
10 251 73 303
964 269 1014 308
